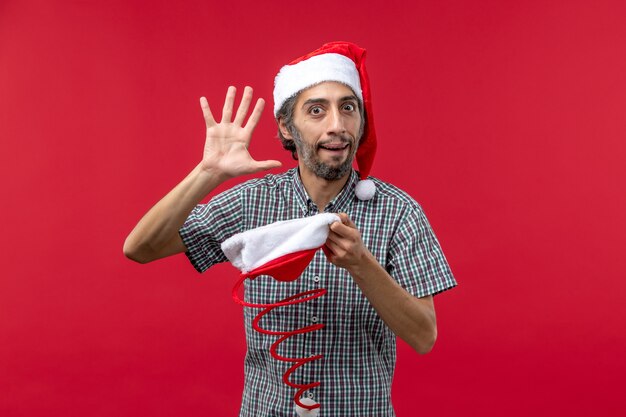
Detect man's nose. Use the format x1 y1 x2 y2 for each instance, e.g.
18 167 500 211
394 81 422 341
326 107 346 135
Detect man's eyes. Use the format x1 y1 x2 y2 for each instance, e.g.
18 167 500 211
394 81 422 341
307 103 356 115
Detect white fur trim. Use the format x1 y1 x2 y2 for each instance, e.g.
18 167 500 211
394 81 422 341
295 398 320 417
221 213 340 273
355 179 376 201
274 53 362 116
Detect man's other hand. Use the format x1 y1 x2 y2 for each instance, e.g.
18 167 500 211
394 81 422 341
199 86 281 179
323 213 369 270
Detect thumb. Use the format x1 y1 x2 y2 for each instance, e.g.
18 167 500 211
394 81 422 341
339 212 356 228
251 160 282 172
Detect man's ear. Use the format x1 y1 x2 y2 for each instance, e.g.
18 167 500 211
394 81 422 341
278 118 294 140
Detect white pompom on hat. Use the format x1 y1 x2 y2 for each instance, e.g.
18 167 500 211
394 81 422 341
273 41 378 201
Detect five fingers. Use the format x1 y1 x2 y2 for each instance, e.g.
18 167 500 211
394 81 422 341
201 86 263 128
198 86 279 176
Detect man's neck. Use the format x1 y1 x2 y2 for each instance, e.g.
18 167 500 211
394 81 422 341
298 166 351 212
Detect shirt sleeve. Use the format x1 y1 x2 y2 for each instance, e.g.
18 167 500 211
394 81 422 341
179 188 243 273
387 205 457 297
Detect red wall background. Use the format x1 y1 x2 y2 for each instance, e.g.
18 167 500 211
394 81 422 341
2 0 625 416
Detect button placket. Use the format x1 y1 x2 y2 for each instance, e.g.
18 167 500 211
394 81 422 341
309 273 320 322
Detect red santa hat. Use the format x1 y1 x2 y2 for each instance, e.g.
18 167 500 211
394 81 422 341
221 213 340 282
273 41 378 201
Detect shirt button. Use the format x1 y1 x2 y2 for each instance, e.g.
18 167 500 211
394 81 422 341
313 276 320 283
307 392 314 399
311 316 318 323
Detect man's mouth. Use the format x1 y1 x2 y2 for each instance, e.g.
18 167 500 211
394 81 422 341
318 142 350 151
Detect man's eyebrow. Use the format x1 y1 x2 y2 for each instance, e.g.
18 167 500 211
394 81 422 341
340 95 359 103
301 98 330 108
301 95 359 108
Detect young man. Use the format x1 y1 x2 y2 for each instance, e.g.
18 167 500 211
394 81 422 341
124 42 456 417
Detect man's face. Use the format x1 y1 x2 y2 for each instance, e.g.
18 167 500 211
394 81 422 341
283 81 363 181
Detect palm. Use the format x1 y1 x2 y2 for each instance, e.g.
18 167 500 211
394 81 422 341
203 123 256 177
199 86 281 178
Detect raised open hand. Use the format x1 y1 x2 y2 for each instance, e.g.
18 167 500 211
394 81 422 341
199 86 281 179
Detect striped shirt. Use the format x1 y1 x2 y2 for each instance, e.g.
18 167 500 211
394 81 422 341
180 168 457 417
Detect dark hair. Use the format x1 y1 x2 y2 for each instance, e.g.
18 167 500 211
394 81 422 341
275 88 366 161
276 94 299 160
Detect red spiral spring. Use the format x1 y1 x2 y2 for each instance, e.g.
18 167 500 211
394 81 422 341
232 275 326 411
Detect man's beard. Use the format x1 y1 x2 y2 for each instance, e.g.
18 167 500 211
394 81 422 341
292 129 358 181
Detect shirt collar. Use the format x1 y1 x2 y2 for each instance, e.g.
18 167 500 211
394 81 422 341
291 168 312 215
327 169 359 213
291 168 359 215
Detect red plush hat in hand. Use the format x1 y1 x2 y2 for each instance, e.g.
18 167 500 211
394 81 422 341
221 213 340 282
